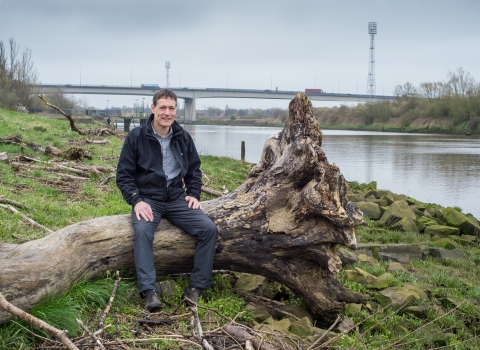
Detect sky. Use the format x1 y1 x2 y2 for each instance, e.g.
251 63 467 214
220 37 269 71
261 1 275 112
1 0 479 110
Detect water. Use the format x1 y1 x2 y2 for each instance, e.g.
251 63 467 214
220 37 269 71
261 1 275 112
181 125 480 219
120 122 480 218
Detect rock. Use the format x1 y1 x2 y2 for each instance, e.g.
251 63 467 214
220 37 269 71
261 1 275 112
387 261 407 272
345 268 391 289
354 248 373 257
358 254 379 266
156 280 176 298
448 234 478 246
345 303 362 313
431 238 460 250
246 303 272 323
390 216 420 233
378 252 409 264
365 198 388 207
289 317 314 337
380 194 395 206
427 247 468 261
392 193 408 201
416 216 438 232
406 197 418 206
338 248 358 266
278 304 312 322
425 225 461 237
336 318 355 333
375 283 428 310
443 207 480 236
234 273 281 299
356 243 423 262
379 201 417 227
356 201 381 220
347 193 365 202
364 301 381 312
400 305 428 318
254 317 291 335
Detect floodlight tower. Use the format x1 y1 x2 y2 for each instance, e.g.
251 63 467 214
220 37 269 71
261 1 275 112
165 61 170 87
366 22 377 98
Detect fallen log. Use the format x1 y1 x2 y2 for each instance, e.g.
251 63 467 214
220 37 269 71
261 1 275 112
0 92 367 326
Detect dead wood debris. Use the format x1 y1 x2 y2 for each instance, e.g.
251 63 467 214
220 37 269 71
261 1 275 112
1 270 300 349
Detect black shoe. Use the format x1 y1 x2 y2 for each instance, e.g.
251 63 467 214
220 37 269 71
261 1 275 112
184 285 203 305
141 289 162 312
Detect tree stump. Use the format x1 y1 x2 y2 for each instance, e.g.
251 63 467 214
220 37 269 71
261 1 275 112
0 92 368 326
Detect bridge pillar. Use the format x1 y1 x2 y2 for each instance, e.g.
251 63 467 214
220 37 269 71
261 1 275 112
184 98 196 122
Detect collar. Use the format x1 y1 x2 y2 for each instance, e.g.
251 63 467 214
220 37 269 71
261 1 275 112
151 122 173 139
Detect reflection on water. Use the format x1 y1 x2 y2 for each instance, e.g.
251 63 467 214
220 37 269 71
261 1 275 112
183 125 480 219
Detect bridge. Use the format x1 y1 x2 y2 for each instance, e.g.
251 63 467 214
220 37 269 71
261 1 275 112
38 84 395 122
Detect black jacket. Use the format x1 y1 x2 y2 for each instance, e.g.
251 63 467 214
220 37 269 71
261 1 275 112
116 114 202 206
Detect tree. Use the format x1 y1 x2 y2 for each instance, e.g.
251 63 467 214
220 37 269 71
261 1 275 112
0 38 39 110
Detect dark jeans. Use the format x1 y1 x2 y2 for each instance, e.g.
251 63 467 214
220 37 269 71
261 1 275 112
131 196 218 293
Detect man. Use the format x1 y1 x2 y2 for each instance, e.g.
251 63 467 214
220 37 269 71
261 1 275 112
116 89 218 312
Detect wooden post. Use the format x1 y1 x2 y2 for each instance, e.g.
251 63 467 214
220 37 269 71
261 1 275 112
241 141 245 162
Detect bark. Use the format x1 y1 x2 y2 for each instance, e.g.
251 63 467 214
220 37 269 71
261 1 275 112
0 92 367 326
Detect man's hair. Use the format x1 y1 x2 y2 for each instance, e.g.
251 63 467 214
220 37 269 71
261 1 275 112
153 89 178 106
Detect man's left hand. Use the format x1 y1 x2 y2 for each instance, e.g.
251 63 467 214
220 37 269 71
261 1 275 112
185 196 202 210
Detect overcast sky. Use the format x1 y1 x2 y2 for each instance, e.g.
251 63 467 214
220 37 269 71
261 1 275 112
1 0 479 110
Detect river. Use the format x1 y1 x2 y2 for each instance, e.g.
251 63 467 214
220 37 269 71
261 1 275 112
180 125 480 220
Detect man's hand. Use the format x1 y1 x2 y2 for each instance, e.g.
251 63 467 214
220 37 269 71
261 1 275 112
134 201 154 221
185 196 202 210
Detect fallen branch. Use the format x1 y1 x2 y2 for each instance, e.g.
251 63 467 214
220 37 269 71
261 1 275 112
0 292 79 350
0 151 9 162
223 324 277 350
102 175 115 185
0 204 53 234
38 95 86 135
307 315 341 350
86 139 108 144
201 186 224 197
98 271 121 331
0 196 30 210
10 161 89 177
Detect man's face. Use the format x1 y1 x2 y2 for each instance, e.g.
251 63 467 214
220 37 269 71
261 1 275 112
151 97 177 130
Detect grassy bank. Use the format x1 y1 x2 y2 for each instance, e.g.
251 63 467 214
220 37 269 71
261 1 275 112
1 109 480 349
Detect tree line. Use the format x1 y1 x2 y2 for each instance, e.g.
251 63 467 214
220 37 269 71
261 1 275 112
315 68 480 132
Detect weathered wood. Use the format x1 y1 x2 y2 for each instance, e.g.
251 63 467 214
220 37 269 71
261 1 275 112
0 92 367 326
38 94 86 135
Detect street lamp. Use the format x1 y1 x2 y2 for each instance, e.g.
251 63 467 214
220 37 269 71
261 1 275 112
142 98 145 117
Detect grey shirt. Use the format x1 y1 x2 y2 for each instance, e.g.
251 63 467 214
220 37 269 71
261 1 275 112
152 124 181 188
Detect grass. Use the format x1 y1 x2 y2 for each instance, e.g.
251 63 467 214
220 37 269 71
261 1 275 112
1 108 480 349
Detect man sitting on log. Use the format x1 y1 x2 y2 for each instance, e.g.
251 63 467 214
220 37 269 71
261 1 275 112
116 89 218 312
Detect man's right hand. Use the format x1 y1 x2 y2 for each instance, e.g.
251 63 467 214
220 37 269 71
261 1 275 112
134 201 154 222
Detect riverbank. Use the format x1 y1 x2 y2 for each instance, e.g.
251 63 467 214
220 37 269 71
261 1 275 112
1 108 480 349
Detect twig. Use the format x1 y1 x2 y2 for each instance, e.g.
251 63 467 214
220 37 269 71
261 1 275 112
201 185 224 197
307 315 341 350
0 292 79 350
98 270 121 331
0 203 54 234
76 318 105 349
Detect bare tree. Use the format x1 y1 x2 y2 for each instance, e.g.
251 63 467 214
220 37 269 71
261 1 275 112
393 82 418 99
0 38 39 110
446 67 476 97
419 81 446 101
